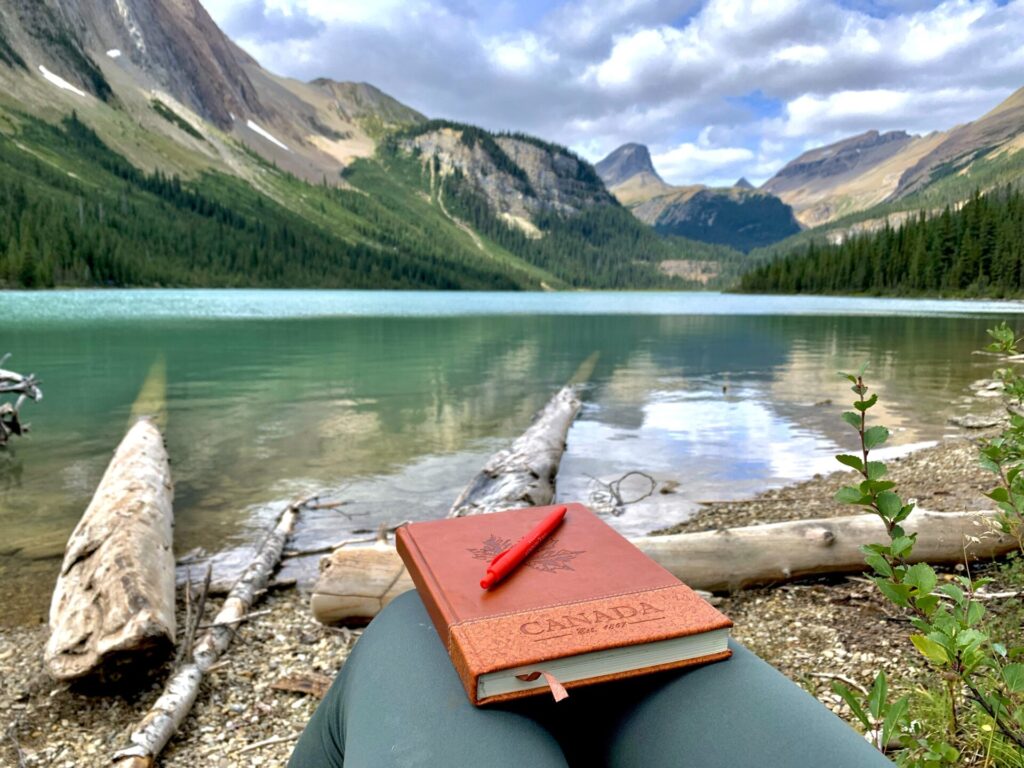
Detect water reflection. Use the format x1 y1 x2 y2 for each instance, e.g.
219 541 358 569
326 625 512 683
0 296 1019 624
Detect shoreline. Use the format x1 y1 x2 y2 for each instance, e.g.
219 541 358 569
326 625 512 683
0 434 1003 766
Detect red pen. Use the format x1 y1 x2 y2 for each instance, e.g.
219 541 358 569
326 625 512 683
480 506 567 589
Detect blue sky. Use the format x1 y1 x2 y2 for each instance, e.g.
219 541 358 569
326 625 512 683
200 0 1024 186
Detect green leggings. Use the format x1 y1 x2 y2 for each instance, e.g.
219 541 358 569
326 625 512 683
290 590 894 767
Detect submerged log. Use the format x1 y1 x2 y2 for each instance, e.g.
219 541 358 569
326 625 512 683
112 495 312 767
310 509 1015 625
45 418 175 681
311 383 583 623
448 384 581 517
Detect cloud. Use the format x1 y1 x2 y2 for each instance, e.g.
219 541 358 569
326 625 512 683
218 0 324 43
201 0 1024 186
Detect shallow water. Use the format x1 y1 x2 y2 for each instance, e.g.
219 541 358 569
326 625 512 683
2 289 1021 625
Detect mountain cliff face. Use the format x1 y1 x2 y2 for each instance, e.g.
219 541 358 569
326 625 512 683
761 130 935 226
0 0 424 184
763 88 1024 227
894 87 1024 197
392 122 615 234
596 143 800 251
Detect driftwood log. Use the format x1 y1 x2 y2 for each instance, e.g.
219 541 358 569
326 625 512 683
0 355 43 445
45 418 175 680
448 384 581 517
311 384 582 623
112 495 313 767
310 509 1015 625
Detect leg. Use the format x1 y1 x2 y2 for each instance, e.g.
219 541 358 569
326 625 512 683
604 640 895 768
288 590 569 768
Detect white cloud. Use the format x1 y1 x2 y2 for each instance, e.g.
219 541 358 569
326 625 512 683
782 89 911 137
200 0 1024 185
486 33 558 74
653 141 754 184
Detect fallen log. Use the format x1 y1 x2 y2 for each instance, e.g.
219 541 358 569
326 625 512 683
311 383 582 623
448 384 581 517
310 508 1015 625
112 495 313 767
631 509 1014 593
0 354 43 445
45 418 175 681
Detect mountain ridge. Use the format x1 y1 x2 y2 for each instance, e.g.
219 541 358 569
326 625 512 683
595 142 801 251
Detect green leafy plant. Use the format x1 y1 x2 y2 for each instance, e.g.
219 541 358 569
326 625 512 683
829 361 1024 766
979 322 1024 551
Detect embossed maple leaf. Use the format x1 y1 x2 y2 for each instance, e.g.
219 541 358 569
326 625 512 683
467 535 513 562
526 538 584 573
468 534 584 573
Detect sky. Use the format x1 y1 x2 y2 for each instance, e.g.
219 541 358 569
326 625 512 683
200 0 1024 187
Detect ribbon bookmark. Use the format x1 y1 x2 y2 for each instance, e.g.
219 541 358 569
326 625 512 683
514 670 569 702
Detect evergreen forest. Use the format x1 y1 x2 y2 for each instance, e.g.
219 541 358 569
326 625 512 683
740 188 1024 297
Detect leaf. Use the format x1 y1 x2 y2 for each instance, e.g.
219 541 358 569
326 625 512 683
841 411 862 429
890 535 914 557
876 491 902 520
911 634 949 665
882 695 909 748
835 486 866 505
854 394 879 412
914 594 940 616
1003 663 1024 693
831 682 871 730
893 504 914 523
864 426 890 450
866 461 887 480
860 479 896 494
904 563 937 595
865 553 893 578
836 454 864 472
938 583 965 605
994 642 1008 657
986 487 1010 503
868 670 887 720
966 601 985 627
876 578 912 608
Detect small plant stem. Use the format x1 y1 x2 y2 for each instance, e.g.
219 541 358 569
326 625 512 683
947 677 958 738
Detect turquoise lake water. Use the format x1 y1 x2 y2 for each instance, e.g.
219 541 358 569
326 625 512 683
2 289 1023 624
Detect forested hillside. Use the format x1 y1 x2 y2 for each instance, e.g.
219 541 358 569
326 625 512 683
0 111 539 289
739 188 1024 296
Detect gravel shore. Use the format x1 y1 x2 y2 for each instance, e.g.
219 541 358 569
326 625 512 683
0 434 1005 766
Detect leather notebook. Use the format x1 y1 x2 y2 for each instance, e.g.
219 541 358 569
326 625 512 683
396 502 733 706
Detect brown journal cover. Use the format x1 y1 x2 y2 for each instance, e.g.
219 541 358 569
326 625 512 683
396 502 733 706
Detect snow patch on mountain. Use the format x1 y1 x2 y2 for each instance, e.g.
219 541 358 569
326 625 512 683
246 120 290 152
114 0 146 54
38 66 86 97
106 49 122 59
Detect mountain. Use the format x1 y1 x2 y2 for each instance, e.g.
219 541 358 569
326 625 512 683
762 88 1024 229
761 130 941 227
596 143 800 251
632 186 802 253
595 143 661 186
894 86 1024 197
734 177 754 190
0 0 708 290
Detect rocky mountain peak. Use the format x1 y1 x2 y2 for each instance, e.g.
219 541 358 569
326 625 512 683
595 143 663 187
734 177 754 190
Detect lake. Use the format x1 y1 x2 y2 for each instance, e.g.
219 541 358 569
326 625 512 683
2 289 1023 626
